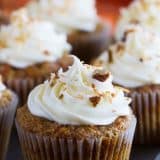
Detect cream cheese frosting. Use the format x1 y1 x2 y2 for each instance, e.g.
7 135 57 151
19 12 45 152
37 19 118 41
28 56 131 125
26 0 98 33
98 25 160 88
0 9 71 69
116 0 160 40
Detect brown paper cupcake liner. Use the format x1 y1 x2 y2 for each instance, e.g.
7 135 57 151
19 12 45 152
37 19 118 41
5 77 46 106
0 93 18 160
16 116 136 160
128 88 160 144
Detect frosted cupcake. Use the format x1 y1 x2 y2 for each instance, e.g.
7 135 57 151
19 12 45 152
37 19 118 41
0 75 18 160
116 0 160 40
25 0 110 62
16 56 136 160
0 9 72 104
94 25 160 144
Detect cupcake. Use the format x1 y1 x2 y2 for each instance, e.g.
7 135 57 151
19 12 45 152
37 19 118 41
25 0 111 62
115 0 160 40
16 56 136 160
94 26 160 144
0 8 72 105
0 75 18 160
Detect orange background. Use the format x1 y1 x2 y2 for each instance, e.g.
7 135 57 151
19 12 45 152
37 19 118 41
0 0 131 28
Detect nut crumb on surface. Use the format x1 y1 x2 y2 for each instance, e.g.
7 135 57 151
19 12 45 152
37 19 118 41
93 71 110 82
122 29 135 42
111 93 116 98
89 96 101 107
116 43 125 53
43 50 50 55
139 58 143 62
108 49 113 63
130 19 140 25
59 94 64 99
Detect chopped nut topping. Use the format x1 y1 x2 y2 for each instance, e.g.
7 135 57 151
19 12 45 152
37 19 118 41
92 84 95 89
50 80 56 87
122 29 135 42
139 58 144 62
49 73 58 87
76 95 84 99
111 93 116 98
108 48 113 63
55 73 59 79
43 50 50 56
130 19 140 25
104 92 113 103
59 94 64 99
116 43 125 53
93 71 110 82
89 96 101 107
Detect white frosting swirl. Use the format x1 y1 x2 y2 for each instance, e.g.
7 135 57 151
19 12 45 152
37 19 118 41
0 9 71 69
26 0 98 33
28 56 131 125
99 26 160 88
116 0 160 40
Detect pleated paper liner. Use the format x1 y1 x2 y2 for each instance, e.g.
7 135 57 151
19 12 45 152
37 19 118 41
127 85 160 144
5 77 46 106
68 21 111 63
16 116 136 160
0 93 18 160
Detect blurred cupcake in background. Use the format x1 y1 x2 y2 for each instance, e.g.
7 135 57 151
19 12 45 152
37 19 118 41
16 55 136 160
25 0 111 62
115 0 160 40
94 25 160 144
0 11 9 26
0 75 18 160
0 8 72 105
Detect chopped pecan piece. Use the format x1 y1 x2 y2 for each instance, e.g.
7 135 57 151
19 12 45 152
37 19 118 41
89 96 101 107
59 94 64 99
139 58 143 62
108 48 113 63
93 71 110 82
43 50 50 55
111 93 116 98
122 29 135 42
130 19 140 25
116 43 125 53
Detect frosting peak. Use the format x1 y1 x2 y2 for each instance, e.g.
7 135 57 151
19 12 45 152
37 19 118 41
28 56 131 125
0 8 71 68
98 26 160 88
116 0 160 40
26 0 98 33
